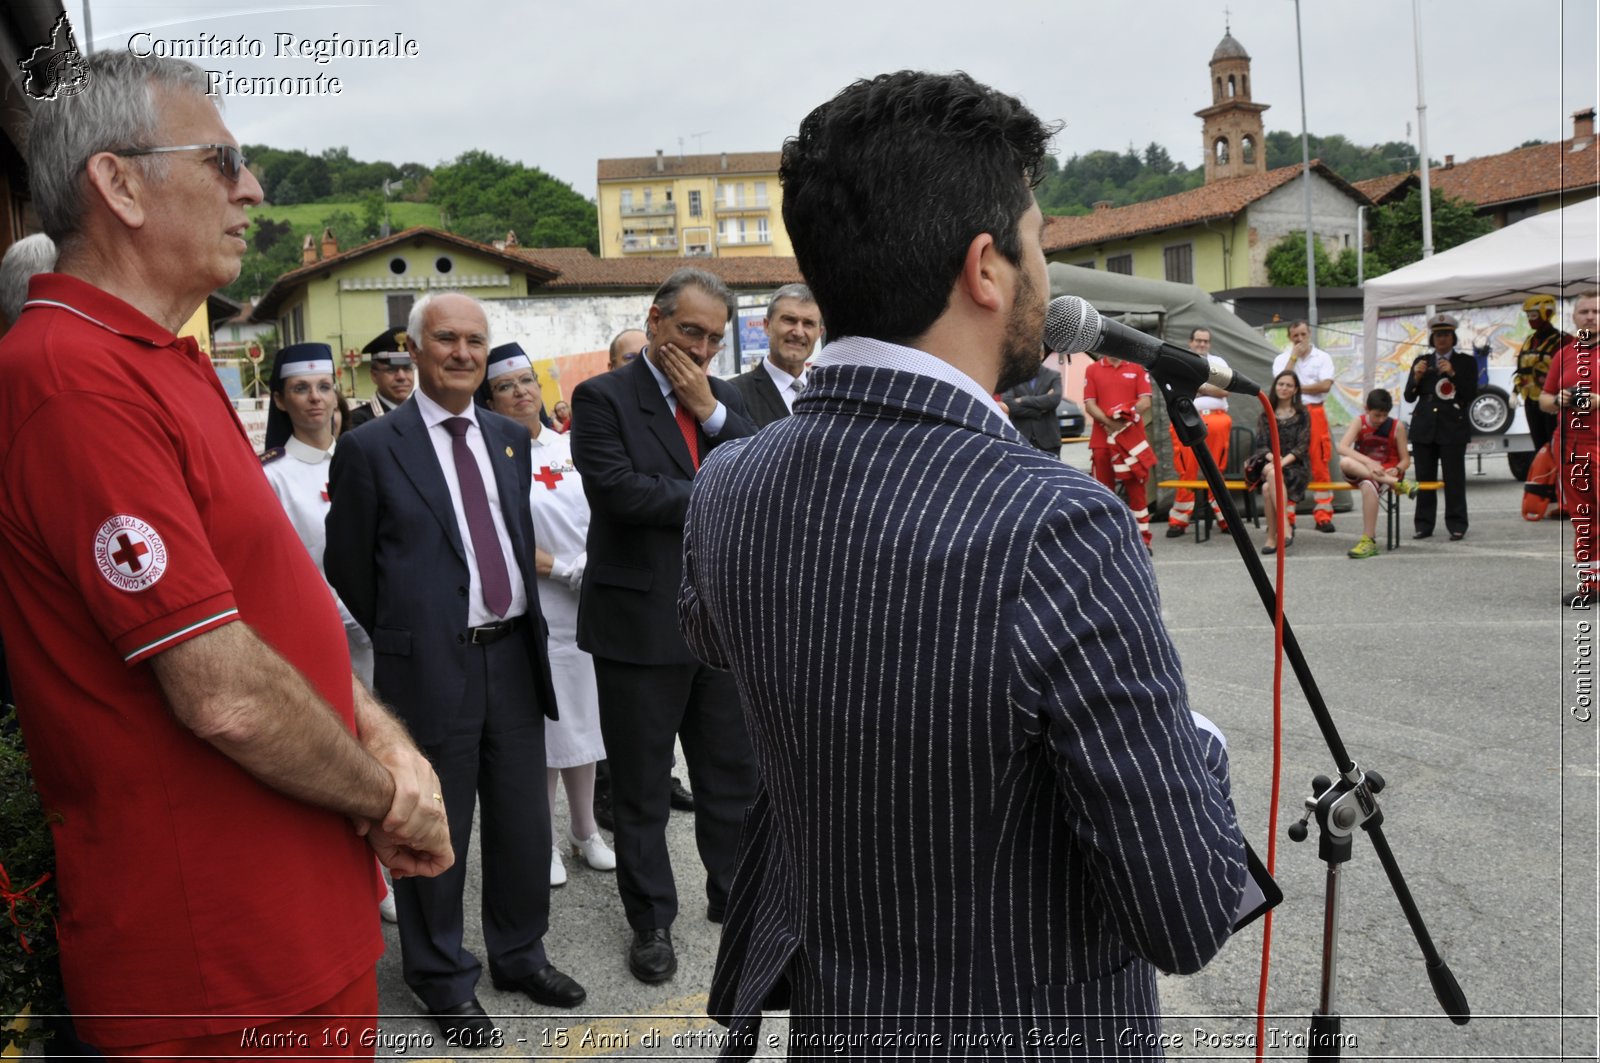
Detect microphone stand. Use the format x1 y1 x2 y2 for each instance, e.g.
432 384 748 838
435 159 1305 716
1161 381 1471 1059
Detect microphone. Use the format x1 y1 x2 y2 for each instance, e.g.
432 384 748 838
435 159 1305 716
1044 295 1262 397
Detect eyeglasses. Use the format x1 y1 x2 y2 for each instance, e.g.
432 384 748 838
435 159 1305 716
491 373 540 397
112 144 251 183
670 320 725 354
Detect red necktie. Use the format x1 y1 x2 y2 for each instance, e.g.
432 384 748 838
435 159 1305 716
674 401 701 471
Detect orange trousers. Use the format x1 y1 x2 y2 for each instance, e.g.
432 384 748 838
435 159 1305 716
1308 403 1334 524
1167 410 1232 528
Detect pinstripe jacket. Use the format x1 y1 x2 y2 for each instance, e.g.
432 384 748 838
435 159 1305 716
680 339 1248 1059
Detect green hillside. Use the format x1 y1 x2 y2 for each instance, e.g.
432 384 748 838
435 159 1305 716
248 200 442 235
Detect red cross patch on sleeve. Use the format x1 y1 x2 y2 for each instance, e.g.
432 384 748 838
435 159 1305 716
94 514 169 592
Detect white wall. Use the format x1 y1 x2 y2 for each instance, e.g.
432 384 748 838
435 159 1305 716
480 293 655 359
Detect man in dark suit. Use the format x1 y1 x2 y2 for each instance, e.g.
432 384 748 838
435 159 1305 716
325 292 586 1040
679 72 1248 1056
1000 343 1063 454
569 268 760 985
729 283 822 428
1403 312 1479 540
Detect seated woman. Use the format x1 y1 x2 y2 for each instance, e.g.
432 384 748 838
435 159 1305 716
476 344 614 886
1247 370 1311 555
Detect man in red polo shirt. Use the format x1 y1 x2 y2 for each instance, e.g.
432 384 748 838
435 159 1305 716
1542 290 1600 607
0 51 453 1057
1082 354 1156 546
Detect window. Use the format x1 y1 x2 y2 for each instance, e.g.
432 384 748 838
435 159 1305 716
1107 254 1133 275
1215 77 1223 102
1213 138 1230 166
387 293 414 329
620 189 633 211
1075 260 1095 270
388 256 408 275
689 190 702 217
754 180 767 206
723 184 737 207
643 188 652 209
1163 244 1193 285
1241 135 1256 165
756 217 769 242
1227 75 1236 97
283 304 305 345
435 256 453 274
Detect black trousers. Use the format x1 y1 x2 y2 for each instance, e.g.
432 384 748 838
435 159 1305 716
593 656 758 930
394 634 551 1010
1411 440 1468 536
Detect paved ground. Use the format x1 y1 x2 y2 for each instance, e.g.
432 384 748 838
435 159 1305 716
369 450 1597 1061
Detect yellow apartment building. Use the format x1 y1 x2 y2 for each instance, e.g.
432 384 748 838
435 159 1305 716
595 151 791 259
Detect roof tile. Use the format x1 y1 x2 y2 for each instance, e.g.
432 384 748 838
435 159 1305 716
1042 161 1363 253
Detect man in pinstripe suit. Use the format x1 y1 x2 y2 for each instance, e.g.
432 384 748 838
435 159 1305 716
679 71 1249 1059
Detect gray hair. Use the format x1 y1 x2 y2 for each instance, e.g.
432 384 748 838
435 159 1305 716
0 234 58 323
406 291 486 347
28 50 213 247
652 268 734 320
765 283 816 321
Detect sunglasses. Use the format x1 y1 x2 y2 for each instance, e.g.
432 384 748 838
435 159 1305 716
112 143 251 183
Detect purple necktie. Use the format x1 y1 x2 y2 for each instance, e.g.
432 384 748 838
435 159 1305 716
443 417 512 618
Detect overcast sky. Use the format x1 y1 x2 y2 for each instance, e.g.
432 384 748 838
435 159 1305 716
74 0 1598 200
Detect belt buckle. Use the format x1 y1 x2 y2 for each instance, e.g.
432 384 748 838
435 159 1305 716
470 623 495 645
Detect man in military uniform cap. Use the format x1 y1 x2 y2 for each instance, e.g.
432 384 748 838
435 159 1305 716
349 327 415 428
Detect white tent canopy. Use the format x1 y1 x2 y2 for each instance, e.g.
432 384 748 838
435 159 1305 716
1360 199 1600 389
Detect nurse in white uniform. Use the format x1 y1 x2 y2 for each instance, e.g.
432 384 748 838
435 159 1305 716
478 342 614 886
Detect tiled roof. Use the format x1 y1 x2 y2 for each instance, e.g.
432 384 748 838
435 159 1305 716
1041 160 1364 253
598 151 782 182
1352 172 1412 203
1353 135 1599 209
517 248 803 291
252 227 557 320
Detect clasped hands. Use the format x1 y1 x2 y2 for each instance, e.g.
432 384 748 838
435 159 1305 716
358 743 454 879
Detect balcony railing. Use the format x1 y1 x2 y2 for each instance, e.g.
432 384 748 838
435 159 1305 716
714 197 771 213
622 235 679 252
716 232 772 246
620 202 677 217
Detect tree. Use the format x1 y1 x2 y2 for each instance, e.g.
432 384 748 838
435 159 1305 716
1143 142 1174 175
429 150 597 251
1264 230 1360 287
1365 187 1491 276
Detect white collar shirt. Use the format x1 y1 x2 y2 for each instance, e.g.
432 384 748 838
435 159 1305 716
1273 345 1335 405
761 358 808 413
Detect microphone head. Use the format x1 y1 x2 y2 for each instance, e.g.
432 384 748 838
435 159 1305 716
1044 295 1103 356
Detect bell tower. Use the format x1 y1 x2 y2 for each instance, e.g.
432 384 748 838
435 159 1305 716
1195 22 1269 182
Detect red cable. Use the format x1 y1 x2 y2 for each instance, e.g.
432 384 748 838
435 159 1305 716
1254 391 1286 1062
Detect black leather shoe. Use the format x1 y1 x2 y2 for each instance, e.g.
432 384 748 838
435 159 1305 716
1449 531 1465 541
629 928 677 983
492 964 587 1008
428 998 497 1044
1412 530 1432 540
669 776 695 811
